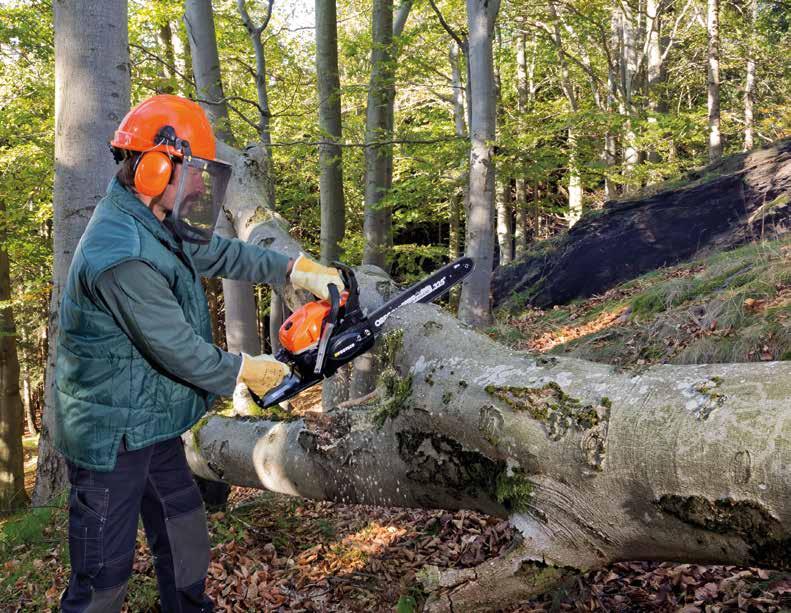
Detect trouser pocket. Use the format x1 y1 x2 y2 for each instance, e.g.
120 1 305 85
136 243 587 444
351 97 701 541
68 486 109 579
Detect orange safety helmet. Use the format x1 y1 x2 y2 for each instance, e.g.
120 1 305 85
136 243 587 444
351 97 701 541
110 95 232 244
110 94 217 197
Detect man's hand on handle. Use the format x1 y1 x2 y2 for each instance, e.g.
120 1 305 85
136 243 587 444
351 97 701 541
288 253 345 300
237 353 291 396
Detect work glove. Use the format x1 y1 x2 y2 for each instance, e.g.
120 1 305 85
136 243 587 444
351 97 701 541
289 253 345 300
236 353 291 396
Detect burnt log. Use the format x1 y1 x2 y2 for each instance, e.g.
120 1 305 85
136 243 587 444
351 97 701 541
493 139 791 308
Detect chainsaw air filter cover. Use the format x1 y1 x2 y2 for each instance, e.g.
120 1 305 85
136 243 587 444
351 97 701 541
279 292 349 354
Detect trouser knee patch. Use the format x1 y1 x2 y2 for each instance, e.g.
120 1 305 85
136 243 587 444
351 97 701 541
163 486 210 589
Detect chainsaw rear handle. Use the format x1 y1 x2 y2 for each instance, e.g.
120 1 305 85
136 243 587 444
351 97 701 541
332 261 359 313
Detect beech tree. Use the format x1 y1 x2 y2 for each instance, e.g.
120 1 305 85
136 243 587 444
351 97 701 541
182 146 791 610
362 0 413 270
457 0 501 328
707 0 722 162
0 197 25 511
185 0 263 357
316 0 346 265
32 0 130 504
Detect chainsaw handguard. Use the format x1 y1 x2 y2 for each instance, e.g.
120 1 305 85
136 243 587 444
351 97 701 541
253 371 319 409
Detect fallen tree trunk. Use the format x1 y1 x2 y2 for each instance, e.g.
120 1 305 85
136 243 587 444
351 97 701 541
187 299 791 572
185 140 790 608
493 139 791 308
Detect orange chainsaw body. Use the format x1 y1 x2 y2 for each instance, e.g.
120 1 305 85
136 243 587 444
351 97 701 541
279 291 349 354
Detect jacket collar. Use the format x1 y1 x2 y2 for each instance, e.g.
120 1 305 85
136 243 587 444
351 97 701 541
105 178 180 249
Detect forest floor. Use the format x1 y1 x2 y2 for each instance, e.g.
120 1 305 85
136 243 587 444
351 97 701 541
2 237 790 612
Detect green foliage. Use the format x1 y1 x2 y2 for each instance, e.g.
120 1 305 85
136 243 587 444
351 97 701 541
396 594 418 613
3 0 790 436
0 495 69 610
0 0 55 404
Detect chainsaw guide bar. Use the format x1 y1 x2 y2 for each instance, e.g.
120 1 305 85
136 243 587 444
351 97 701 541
251 257 473 410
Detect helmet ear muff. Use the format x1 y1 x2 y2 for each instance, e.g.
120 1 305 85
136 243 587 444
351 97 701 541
134 151 173 197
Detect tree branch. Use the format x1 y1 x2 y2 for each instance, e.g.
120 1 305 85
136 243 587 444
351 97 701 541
129 42 194 89
426 0 467 52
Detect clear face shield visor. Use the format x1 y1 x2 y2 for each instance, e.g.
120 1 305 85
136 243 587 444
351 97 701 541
170 156 232 244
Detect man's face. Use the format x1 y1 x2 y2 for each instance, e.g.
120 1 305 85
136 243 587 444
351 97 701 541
157 160 207 213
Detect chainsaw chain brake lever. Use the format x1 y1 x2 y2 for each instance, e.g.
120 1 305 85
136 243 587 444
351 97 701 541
313 283 340 374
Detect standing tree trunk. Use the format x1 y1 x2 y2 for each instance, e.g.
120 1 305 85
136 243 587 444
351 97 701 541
548 3 583 227
361 0 413 271
185 0 260 357
363 0 395 270
173 17 194 97
458 0 500 328
645 0 663 175
34 0 130 504
237 0 276 206
237 0 284 358
619 2 639 194
567 127 583 226
604 7 620 201
184 0 234 143
0 200 26 511
354 0 413 398
707 0 722 162
156 16 176 93
449 39 466 299
493 27 512 265
22 367 37 436
743 0 757 151
514 31 530 257
316 0 346 265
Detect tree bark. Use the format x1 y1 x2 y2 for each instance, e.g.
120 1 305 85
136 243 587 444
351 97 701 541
186 301 791 574
743 0 757 152
448 40 467 279
567 127 583 227
645 0 664 175
186 0 263 356
619 2 639 194
707 0 722 162
548 3 583 228
514 31 530 257
34 0 130 504
362 0 395 270
458 0 501 328
604 7 620 201
316 0 346 265
0 200 26 511
493 28 512 265
184 0 234 144
237 0 276 207
173 18 194 97
495 180 513 264
157 18 176 94
171 137 791 611
22 363 37 435
492 139 791 308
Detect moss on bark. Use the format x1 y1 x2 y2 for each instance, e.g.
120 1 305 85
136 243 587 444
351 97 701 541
657 494 791 570
485 382 610 442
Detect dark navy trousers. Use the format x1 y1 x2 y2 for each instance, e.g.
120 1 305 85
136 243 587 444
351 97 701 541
60 437 214 612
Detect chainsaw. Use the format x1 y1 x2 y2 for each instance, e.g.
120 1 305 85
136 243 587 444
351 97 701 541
252 256 474 409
